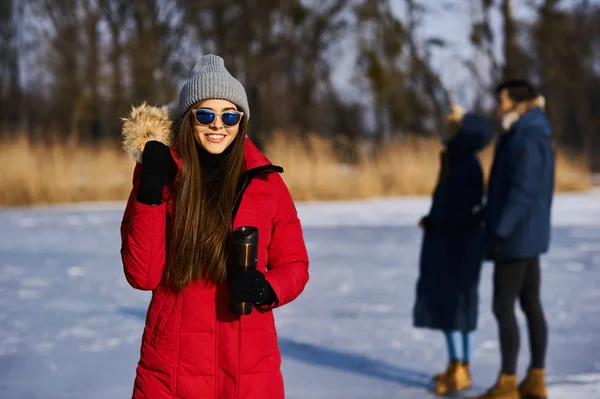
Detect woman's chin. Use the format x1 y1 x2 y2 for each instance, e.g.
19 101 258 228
199 138 231 154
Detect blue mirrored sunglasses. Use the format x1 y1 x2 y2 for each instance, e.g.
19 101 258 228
194 109 244 127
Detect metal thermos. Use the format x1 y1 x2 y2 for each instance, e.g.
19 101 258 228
229 226 259 315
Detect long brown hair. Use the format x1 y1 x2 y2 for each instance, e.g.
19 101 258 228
166 107 246 291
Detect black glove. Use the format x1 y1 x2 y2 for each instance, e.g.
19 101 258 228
230 269 277 305
137 141 173 205
486 234 504 260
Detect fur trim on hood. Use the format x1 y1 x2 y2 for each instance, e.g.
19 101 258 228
121 102 173 163
502 95 546 131
533 95 545 111
520 95 545 113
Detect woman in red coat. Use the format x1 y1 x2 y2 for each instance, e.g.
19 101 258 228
120 54 310 399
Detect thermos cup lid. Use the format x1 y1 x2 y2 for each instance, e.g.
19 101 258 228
232 226 258 245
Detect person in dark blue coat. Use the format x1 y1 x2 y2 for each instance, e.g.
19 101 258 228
412 104 493 396
475 80 554 399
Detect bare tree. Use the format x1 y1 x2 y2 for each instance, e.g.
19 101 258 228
502 0 518 79
99 0 130 137
27 0 87 137
0 0 23 133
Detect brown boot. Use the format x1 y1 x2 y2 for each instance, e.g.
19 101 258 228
473 373 520 399
519 368 547 399
434 361 472 395
432 361 461 383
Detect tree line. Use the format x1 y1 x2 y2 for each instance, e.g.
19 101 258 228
1 0 599 170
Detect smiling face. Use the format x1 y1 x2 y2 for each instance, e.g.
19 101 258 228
192 99 242 154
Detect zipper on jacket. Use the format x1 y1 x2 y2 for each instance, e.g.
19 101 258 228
230 163 282 398
231 164 283 221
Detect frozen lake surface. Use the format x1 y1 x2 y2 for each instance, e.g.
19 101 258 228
1 190 599 398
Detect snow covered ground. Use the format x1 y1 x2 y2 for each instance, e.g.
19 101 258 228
1 190 599 398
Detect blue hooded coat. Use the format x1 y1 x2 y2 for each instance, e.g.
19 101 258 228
484 107 555 260
412 113 493 332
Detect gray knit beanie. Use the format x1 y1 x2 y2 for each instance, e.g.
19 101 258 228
177 54 250 121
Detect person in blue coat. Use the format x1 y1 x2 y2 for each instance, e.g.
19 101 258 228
475 80 554 399
413 104 493 396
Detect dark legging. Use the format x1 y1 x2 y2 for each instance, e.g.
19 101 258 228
493 257 548 374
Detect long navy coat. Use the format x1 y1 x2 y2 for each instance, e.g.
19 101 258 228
413 113 493 332
484 107 555 261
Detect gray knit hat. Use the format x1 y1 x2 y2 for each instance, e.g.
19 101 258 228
177 54 250 121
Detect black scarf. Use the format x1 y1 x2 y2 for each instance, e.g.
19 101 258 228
197 144 235 190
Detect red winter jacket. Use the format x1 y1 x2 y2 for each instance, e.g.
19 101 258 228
120 138 309 399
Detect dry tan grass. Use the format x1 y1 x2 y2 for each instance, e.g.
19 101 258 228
0 133 592 207
265 134 444 200
267 134 592 200
0 135 135 206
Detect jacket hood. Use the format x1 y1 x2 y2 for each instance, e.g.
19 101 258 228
447 113 494 156
121 102 272 170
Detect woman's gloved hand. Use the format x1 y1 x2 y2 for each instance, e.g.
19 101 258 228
230 268 277 306
137 140 173 205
